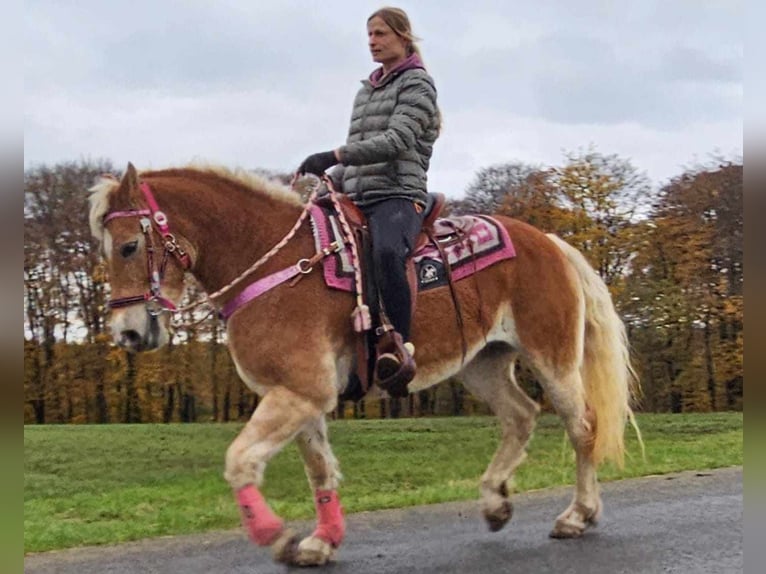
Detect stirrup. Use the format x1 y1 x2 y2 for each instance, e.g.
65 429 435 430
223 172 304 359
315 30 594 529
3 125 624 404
375 340 416 398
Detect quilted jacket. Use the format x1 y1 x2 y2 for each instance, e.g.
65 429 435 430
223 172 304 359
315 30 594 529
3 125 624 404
336 54 439 208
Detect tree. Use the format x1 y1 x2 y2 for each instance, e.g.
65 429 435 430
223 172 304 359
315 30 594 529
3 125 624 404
24 160 115 421
22 154 743 422
452 162 544 215
550 148 654 288
624 161 743 411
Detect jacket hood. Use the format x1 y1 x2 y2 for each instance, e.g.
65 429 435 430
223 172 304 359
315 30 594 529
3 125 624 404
368 53 424 87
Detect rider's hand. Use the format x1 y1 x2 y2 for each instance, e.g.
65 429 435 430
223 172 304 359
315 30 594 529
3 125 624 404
297 151 338 176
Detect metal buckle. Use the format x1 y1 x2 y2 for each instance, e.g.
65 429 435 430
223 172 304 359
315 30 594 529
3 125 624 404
164 233 177 252
145 298 165 317
153 211 168 227
296 259 313 274
375 324 394 337
323 241 341 255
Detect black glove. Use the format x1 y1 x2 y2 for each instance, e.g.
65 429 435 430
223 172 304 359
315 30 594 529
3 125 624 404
297 150 338 176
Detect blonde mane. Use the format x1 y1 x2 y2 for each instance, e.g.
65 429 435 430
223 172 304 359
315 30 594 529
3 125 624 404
188 163 303 207
88 175 120 243
87 164 304 243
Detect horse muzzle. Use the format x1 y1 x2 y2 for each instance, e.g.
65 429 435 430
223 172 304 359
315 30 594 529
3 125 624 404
117 329 149 353
113 307 169 353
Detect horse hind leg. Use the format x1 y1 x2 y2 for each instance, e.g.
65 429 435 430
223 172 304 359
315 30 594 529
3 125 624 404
460 344 540 533
223 386 328 564
537 366 602 538
291 416 345 566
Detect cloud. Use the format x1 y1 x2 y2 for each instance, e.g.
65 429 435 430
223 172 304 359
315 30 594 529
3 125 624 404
428 110 741 196
660 46 742 84
23 0 743 198
433 24 741 129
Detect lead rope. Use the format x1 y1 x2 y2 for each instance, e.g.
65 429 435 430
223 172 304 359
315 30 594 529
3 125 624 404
323 177 371 332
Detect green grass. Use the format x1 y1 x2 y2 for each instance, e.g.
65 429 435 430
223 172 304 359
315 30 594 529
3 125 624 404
24 412 742 553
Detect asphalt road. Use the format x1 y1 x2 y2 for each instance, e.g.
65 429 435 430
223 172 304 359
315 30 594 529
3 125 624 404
25 467 743 574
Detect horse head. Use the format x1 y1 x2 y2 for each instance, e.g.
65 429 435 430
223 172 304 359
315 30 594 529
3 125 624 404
89 163 188 352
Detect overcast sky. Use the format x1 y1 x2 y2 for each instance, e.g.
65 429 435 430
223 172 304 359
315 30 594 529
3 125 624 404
24 0 743 198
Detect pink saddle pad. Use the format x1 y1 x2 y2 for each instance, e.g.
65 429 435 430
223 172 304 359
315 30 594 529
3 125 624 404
308 204 516 293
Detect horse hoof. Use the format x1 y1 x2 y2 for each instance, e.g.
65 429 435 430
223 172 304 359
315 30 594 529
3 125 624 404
586 501 602 526
271 528 300 564
293 535 336 567
549 519 585 539
484 500 513 532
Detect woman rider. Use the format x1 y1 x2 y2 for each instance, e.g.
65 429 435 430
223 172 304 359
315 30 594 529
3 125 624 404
297 7 441 393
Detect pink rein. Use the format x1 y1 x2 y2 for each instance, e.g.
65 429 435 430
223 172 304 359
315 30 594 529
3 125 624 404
103 175 350 321
213 176 346 321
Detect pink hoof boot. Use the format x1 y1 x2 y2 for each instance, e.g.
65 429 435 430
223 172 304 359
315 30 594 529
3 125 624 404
312 489 345 547
236 485 284 546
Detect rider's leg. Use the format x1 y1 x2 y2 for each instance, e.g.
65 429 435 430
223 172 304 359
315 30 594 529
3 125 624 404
363 198 423 386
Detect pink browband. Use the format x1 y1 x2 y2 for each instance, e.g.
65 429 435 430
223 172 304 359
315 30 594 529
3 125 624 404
103 209 151 225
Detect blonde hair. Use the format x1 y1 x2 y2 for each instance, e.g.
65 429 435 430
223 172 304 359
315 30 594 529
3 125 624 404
368 7 422 58
367 7 443 133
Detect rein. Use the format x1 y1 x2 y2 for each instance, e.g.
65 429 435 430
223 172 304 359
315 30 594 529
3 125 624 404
216 175 348 320
102 175 355 323
201 175 323 313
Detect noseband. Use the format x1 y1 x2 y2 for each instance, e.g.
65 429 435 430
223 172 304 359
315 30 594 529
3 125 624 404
103 182 191 315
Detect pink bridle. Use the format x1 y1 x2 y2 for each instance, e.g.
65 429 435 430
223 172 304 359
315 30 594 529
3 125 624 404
103 182 191 315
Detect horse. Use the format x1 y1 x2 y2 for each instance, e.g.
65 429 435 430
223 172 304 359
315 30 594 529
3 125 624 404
88 163 639 567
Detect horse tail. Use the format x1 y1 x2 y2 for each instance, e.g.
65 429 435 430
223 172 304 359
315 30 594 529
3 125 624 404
547 234 641 468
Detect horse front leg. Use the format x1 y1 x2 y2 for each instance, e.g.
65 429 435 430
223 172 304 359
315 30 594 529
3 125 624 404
224 386 325 564
292 416 345 566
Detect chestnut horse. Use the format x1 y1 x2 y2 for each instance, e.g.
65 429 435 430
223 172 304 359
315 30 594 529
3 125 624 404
89 163 639 567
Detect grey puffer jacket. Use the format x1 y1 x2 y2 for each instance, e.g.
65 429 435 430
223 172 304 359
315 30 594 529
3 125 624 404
336 55 439 208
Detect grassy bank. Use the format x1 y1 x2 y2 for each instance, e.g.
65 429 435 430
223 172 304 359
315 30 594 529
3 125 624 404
24 412 742 553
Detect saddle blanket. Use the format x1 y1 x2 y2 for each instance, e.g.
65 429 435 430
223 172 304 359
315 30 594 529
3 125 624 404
308 204 516 293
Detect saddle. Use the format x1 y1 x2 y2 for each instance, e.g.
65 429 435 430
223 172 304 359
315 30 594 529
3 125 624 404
315 192 461 401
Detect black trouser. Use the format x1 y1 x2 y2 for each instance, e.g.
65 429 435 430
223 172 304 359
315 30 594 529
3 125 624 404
362 198 423 342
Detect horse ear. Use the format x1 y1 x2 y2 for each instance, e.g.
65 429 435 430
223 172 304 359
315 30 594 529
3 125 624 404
124 162 139 191
113 162 140 205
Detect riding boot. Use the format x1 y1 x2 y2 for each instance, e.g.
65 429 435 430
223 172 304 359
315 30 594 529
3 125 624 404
375 330 416 398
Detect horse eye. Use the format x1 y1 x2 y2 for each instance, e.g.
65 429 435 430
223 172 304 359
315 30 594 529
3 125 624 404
120 241 139 258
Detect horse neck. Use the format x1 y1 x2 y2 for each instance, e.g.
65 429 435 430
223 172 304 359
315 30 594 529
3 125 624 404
152 174 308 294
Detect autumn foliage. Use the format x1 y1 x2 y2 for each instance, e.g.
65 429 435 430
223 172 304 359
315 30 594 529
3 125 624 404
23 153 743 423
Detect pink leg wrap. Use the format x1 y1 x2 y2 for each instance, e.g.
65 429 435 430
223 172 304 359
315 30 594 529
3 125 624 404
236 485 284 546
312 489 345 547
